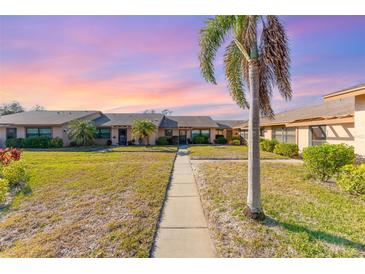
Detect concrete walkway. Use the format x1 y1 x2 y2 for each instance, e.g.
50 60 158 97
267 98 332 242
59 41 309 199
152 146 215 258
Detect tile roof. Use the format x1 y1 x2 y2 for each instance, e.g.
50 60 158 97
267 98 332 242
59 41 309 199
93 113 164 127
0 110 100 126
238 97 355 128
214 120 247 129
160 116 219 128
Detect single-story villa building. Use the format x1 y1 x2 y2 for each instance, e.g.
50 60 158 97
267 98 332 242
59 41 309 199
0 111 242 147
0 83 364 156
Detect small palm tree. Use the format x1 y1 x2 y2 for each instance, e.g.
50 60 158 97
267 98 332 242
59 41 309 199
68 119 97 146
199 16 292 220
132 119 157 145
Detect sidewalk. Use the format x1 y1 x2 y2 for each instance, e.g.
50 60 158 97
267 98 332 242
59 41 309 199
152 146 215 258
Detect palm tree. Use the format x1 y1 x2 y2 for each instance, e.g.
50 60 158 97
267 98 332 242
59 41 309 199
132 119 157 145
199 16 292 220
68 119 97 146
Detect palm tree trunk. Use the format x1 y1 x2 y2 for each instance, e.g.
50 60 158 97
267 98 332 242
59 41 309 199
246 59 264 220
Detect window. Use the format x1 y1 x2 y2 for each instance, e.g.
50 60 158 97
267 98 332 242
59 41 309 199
192 129 210 139
165 129 173 137
96 128 111 139
310 125 326 146
26 128 52 138
260 128 265 137
6 128 17 139
272 127 296 144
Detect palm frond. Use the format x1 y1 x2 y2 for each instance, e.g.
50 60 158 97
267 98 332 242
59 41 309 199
224 41 248 109
260 16 292 100
199 16 235 84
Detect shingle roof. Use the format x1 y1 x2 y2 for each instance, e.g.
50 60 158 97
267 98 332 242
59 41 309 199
214 120 247 129
238 97 355 128
160 116 219 128
93 113 164 127
0 110 100 126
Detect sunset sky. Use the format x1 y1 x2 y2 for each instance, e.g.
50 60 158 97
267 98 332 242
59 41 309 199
0 16 364 119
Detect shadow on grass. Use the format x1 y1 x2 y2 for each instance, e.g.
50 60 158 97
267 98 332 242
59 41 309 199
264 216 365 252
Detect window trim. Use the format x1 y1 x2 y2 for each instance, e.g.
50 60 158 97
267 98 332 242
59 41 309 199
272 126 296 144
191 129 210 139
26 127 52 138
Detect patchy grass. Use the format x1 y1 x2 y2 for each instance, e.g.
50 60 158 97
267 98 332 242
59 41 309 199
0 149 176 257
188 145 286 159
193 162 365 257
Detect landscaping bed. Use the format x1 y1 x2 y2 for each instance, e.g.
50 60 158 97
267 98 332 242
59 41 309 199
188 145 287 160
192 161 365 257
0 148 176 257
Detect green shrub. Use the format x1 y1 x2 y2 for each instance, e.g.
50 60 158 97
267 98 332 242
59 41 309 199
193 135 208 144
5 137 64 148
5 138 24 148
232 136 241 141
260 139 279 152
302 144 355 182
337 164 365 196
273 143 299 158
49 137 63 148
0 178 9 203
215 136 227 144
156 136 169 145
232 139 240 145
1 160 29 189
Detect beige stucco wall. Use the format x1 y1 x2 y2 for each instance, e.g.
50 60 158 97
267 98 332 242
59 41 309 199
297 126 309 151
355 94 365 156
263 127 272 139
326 123 355 146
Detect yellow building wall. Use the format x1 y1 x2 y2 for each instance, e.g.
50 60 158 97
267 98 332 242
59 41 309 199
355 94 365 156
263 127 272 139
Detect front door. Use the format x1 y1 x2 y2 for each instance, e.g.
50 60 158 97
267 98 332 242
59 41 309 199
118 128 127 145
179 130 187 145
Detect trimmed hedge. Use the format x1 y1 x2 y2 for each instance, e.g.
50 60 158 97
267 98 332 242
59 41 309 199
232 139 240 145
156 136 169 145
337 164 365 196
260 139 279 152
273 143 299 158
302 143 355 182
193 135 209 144
5 137 63 148
215 136 227 144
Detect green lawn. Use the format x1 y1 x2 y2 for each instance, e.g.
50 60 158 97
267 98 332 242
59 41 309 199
193 161 365 257
188 145 286 159
0 147 176 257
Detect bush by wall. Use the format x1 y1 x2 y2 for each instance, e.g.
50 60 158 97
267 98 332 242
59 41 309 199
193 135 209 144
273 143 299 158
337 164 365 196
302 143 355 182
6 137 63 148
215 136 227 144
156 136 169 145
232 139 240 145
260 139 279 152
